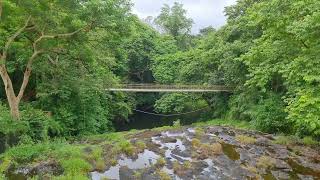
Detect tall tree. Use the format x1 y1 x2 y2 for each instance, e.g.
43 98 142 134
0 0 131 120
154 2 193 49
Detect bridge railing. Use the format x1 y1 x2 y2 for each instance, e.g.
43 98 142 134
109 84 233 92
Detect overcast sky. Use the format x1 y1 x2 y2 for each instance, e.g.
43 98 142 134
131 0 237 34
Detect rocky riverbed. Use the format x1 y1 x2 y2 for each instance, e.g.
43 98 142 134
91 126 320 180
4 126 320 180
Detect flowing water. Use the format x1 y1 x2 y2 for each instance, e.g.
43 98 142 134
115 109 208 131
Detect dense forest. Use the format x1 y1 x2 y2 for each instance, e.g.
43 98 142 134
1 0 320 179
1 0 320 144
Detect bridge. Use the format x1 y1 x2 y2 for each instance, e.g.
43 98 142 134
107 84 233 93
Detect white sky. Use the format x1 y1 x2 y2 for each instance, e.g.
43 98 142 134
131 0 237 34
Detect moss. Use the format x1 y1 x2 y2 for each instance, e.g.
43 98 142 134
155 157 166 168
172 161 181 173
183 161 192 169
210 143 223 155
195 127 205 138
172 160 192 177
246 165 258 174
100 176 110 180
191 138 201 148
135 141 146 151
257 156 276 169
110 159 118 166
236 135 256 144
133 171 142 179
157 170 171 180
95 159 106 172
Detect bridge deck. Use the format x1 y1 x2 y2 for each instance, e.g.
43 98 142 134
107 84 232 92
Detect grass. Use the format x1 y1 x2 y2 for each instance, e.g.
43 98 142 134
236 135 256 144
135 141 146 150
0 131 135 179
192 119 252 130
118 141 135 156
257 156 276 169
274 135 319 147
61 158 92 176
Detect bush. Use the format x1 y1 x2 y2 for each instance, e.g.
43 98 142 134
250 94 291 134
21 105 62 142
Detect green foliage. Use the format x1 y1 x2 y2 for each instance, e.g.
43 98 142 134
52 174 89 180
173 119 181 128
61 158 92 176
4 143 54 162
154 2 193 49
193 119 251 130
0 104 27 135
151 0 320 138
118 141 135 156
250 94 291 134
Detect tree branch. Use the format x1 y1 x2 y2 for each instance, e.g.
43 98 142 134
32 28 83 51
2 16 31 62
16 50 44 102
16 27 83 102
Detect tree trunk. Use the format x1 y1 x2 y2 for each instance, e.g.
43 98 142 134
0 65 21 120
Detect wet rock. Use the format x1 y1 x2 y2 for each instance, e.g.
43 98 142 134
141 167 159 180
119 166 135 180
161 137 177 143
274 159 291 170
172 148 191 158
31 161 63 176
271 170 290 179
256 137 271 146
297 174 315 180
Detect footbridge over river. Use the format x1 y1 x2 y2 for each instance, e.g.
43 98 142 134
107 84 233 93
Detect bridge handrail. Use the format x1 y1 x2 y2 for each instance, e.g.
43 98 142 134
111 84 233 91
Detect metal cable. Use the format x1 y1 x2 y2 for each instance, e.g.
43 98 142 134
133 107 209 117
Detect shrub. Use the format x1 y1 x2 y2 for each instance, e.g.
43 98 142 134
21 106 62 142
250 94 291 134
5 143 51 162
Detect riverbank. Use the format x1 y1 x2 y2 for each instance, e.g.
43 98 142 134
1 119 319 180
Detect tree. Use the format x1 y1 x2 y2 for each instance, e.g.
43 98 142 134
0 0 131 120
154 2 193 49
